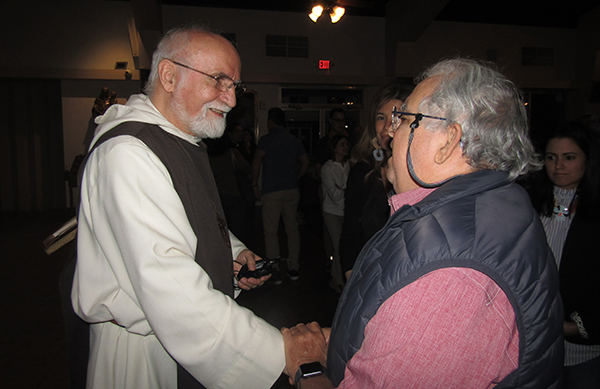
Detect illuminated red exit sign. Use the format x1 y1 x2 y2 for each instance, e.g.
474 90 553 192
319 60 330 70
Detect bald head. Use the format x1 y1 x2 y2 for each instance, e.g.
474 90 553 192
144 26 240 98
145 26 242 138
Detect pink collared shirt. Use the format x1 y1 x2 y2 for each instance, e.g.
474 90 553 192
388 187 436 213
337 188 519 388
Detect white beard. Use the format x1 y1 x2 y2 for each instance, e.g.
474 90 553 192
186 104 228 139
172 95 229 139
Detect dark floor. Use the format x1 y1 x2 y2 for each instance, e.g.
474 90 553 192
0 204 340 388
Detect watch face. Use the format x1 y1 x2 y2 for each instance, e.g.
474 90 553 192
300 361 323 377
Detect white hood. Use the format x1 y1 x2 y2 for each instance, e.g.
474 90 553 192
89 93 200 151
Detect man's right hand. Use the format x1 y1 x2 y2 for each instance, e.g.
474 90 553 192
281 322 329 384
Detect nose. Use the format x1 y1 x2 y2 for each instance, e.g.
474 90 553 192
220 87 237 108
555 157 565 170
387 121 395 138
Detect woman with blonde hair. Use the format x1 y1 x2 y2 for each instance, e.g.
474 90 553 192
339 82 413 276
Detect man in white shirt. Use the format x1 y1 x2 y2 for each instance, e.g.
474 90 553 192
71 25 285 389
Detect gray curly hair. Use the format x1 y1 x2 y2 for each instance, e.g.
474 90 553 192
417 58 541 179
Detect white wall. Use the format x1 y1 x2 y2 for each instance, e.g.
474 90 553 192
162 6 388 136
393 21 597 119
2 0 597 174
410 22 579 85
6 0 135 71
163 6 386 78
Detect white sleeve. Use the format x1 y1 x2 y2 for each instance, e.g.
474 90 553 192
321 162 345 205
74 136 284 388
229 231 246 299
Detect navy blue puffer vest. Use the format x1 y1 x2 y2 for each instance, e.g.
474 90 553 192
328 170 564 388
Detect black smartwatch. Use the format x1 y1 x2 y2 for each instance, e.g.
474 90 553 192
294 362 324 388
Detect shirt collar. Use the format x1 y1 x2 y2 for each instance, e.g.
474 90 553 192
389 187 437 214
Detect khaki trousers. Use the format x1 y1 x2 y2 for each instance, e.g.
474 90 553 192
261 188 300 270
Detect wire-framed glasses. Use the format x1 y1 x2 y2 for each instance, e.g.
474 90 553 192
391 108 446 132
169 59 246 96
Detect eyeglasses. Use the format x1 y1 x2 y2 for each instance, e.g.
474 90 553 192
391 108 446 132
169 59 246 96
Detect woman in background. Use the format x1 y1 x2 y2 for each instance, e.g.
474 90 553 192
321 135 350 292
339 83 413 278
527 122 600 388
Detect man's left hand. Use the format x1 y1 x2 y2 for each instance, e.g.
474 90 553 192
234 249 271 290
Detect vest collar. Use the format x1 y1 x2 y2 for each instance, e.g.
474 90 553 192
390 170 511 222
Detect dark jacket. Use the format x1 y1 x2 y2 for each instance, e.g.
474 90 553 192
328 170 564 388
560 211 600 345
339 162 389 272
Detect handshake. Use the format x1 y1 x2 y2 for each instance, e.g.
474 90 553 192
280 322 333 388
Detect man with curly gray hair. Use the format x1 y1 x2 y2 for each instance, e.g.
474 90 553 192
282 59 563 389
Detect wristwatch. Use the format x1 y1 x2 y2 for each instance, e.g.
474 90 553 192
294 362 324 388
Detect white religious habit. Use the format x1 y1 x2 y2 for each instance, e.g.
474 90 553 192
72 94 285 389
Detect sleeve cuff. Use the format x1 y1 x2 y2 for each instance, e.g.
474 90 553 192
570 311 589 339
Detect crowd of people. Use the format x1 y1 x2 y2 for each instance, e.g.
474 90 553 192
66 23 599 389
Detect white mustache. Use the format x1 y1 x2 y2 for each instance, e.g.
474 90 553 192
205 103 231 116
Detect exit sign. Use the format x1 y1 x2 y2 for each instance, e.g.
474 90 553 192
319 60 330 70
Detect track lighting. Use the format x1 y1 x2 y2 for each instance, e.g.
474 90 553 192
309 5 324 22
330 6 345 23
309 3 345 23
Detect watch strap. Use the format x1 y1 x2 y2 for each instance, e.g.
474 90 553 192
294 362 324 388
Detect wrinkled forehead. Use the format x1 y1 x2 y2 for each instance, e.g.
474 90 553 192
185 32 241 75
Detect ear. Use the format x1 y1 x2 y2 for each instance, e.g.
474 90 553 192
434 123 463 164
158 59 177 93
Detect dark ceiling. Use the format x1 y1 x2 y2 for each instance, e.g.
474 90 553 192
161 0 599 29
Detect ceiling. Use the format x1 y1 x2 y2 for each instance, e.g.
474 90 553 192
160 0 599 29
162 0 389 17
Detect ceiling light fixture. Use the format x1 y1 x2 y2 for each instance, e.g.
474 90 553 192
309 5 324 22
330 6 345 23
309 2 345 23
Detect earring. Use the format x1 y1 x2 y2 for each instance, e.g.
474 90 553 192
373 149 384 162
372 137 384 162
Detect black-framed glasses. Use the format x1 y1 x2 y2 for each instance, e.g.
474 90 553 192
169 59 246 96
391 108 446 132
